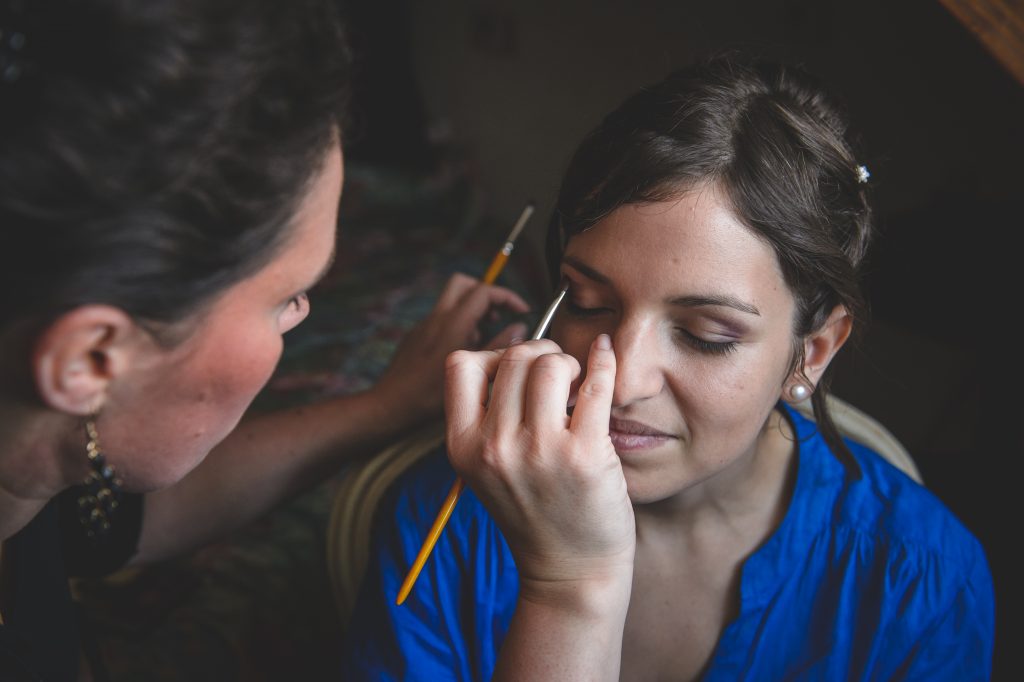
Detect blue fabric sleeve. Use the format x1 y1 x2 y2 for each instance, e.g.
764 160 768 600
341 462 463 680
895 549 995 681
341 452 516 682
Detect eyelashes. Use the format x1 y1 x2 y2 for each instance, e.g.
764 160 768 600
564 300 610 317
564 299 739 356
675 330 738 356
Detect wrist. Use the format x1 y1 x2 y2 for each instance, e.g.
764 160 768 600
374 373 439 428
359 380 431 436
516 561 634 622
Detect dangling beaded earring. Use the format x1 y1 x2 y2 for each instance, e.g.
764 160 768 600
788 383 811 403
77 419 123 537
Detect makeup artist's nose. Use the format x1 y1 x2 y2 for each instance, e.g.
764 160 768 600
611 318 664 408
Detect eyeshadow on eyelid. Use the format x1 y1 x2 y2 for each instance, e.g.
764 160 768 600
689 315 748 338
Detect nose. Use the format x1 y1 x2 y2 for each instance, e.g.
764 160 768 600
611 317 665 408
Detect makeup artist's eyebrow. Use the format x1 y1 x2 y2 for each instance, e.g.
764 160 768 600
563 256 611 284
669 295 760 316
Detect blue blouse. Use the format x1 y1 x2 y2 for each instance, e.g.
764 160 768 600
342 406 994 680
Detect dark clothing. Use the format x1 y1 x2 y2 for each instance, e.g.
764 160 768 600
0 489 142 681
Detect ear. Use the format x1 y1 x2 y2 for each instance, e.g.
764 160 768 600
797 304 852 389
31 305 141 416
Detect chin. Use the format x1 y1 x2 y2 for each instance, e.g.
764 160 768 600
624 476 679 506
117 446 213 494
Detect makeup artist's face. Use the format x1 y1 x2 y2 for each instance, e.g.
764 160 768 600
552 183 797 505
100 143 343 491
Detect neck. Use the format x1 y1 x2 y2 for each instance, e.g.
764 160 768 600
0 401 86 542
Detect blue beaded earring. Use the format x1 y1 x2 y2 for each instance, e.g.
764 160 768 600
77 419 123 537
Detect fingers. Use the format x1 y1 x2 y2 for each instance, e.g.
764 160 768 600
434 272 478 310
444 348 502 443
486 340 562 428
453 281 530 333
438 273 530 323
436 272 531 314
569 334 616 437
524 352 580 433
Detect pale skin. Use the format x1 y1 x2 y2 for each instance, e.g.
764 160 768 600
445 183 852 681
0 140 531 562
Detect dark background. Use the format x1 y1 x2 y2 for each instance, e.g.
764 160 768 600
340 0 1021 678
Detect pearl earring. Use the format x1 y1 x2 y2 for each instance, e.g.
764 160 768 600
789 383 810 402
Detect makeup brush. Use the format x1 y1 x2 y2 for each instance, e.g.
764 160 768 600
395 283 569 606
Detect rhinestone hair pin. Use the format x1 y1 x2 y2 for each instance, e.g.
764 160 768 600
856 164 871 184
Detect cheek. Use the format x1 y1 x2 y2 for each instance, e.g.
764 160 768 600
666 349 786 442
115 329 284 491
200 329 284 418
550 320 600 390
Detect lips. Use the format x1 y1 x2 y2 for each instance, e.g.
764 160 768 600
608 418 676 452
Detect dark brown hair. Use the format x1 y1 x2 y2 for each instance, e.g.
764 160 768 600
0 0 352 335
547 53 874 471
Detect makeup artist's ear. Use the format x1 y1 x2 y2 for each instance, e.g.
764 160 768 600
799 305 852 386
32 305 142 415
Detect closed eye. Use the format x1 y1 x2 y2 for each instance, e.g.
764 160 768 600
676 328 738 355
565 300 613 317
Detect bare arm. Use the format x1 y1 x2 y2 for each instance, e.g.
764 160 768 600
133 274 529 563
495 573 633 681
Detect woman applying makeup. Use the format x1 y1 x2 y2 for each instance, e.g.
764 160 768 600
342 54 994 680
0 1 528 678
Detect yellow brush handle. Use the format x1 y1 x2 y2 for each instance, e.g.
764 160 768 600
481 246 511 285
395 477 466 605
396 207 533 606
395 244 506 606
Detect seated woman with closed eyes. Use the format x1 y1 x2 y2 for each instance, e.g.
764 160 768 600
341 54 994 681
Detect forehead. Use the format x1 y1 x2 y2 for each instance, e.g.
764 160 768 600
563 187 788 303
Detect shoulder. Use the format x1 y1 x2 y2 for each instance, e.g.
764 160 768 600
795 429 994 647
763 413 995 674
840 439 987 576
787 405 987 575
785 406 992 615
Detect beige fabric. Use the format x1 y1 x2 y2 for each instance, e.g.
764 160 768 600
793 394 923 484
327 395 921 629
327 421 445 635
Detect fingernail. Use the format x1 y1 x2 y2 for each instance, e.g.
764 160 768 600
509 336 525 346
596 333 611 350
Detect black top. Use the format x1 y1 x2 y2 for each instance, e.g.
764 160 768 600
0 488 142 681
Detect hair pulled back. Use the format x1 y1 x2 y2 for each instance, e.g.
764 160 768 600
547 53 874 470
0 0 352 336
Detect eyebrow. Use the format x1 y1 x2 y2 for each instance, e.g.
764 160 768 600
669 294 760 316
562 255 761 316
563 256 611 284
